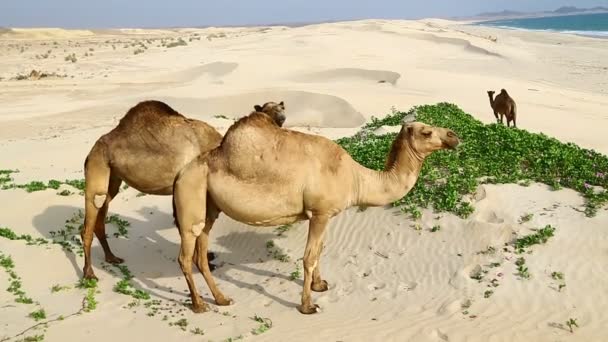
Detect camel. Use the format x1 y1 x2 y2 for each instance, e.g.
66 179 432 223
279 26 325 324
81 100 286 280
172 112 460 314
487 89 517 127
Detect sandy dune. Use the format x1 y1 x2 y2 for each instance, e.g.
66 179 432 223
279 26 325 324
1 19 608 342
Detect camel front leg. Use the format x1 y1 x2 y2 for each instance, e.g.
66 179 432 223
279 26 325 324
311 242 328 292
95 175 124 264
299 214 329 314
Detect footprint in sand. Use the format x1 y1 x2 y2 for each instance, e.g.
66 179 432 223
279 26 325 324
367 282 387 291
429 328 450 341
398 281 418 292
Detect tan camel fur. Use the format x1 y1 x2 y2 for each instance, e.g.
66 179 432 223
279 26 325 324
172 112 460 314
81 100 286 280
487 89 517 127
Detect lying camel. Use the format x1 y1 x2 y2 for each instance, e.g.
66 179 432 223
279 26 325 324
81 100 286 280
172 112 460 314
487 89 517 127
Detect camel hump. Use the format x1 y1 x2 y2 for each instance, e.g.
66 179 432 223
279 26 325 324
500 89 509 95
117 100 186 128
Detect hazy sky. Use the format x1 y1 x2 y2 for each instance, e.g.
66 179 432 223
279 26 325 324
1 0 607 28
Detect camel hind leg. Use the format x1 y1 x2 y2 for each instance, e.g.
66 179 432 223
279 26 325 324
193 202 232 306
82 143 111 280
174 158 212 313
299 214 329 314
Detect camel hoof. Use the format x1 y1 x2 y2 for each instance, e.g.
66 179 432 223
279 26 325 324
297 303 321 315
191 303 209 313
207 251 217 262
312 280 329 292
83 269 98 281
216 297 233 306
105 255 124 264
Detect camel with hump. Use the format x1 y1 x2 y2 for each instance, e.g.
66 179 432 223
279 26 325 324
172 111 460 314
81 100 286 280
487 88 517 127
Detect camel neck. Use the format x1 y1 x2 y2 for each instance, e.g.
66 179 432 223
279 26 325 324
354 132 424 207
488 94 495 107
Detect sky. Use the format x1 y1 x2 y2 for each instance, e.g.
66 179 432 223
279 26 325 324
1 0 607 28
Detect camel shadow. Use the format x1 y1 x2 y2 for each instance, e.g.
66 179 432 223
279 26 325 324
32 205 301 308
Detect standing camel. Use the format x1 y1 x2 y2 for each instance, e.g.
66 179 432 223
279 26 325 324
172 111 460 314
487 89 517 127
81 100 286 280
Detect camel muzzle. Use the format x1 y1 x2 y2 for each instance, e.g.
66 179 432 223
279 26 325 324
443 130 460 149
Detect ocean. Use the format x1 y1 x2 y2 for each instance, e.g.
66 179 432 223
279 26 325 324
478 12 608 38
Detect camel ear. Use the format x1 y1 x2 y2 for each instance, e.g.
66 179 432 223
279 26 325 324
254 105 263 112
279 101 284 106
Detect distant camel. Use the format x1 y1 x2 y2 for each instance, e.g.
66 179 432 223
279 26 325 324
487 89 517 127
172 111 460 314
81 100 286 280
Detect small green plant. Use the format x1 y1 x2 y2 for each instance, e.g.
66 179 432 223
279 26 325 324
106 214 130 238
275 224 292 236
18 335 45 342
76 278 98 312
290 263 301 280
190 327 205 335
551 271 564 280
51 284 71 293
515 257 530 279
566 318 579 333
112 264 151 300
430 225 441 232
513 225 556 253
477 246 496 255
251 314 272 335
1 253 34 304
519 213 534 223
170 318 189 331
166 38 187 48
64 53 77 63
213 114 230 120
265 240 290 262
57 189 72 196
29 308 47 321
483 290 494 298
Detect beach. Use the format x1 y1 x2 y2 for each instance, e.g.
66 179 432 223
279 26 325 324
1 19 608 341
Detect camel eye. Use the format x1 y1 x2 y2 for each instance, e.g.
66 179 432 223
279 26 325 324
421 131 432 137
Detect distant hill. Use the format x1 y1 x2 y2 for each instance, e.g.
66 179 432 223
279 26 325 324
476 10 525 17
469 5 608 20
553 6 608 14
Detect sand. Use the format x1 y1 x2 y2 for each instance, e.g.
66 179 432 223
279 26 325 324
1 20 607 342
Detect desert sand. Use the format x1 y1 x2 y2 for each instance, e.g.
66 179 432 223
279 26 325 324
1 19 607 342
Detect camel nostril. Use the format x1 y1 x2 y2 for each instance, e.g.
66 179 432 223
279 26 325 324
447 131 455 138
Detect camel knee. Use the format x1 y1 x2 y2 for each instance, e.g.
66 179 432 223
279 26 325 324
93 194 107 209
192 221 205 237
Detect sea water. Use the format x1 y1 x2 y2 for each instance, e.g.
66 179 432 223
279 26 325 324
478 12 608 38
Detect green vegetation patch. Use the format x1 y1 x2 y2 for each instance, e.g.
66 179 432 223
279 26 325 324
336 103 608 217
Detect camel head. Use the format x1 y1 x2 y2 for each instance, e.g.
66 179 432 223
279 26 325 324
254 101 286 127
403 122 460 157
487 90 495 98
